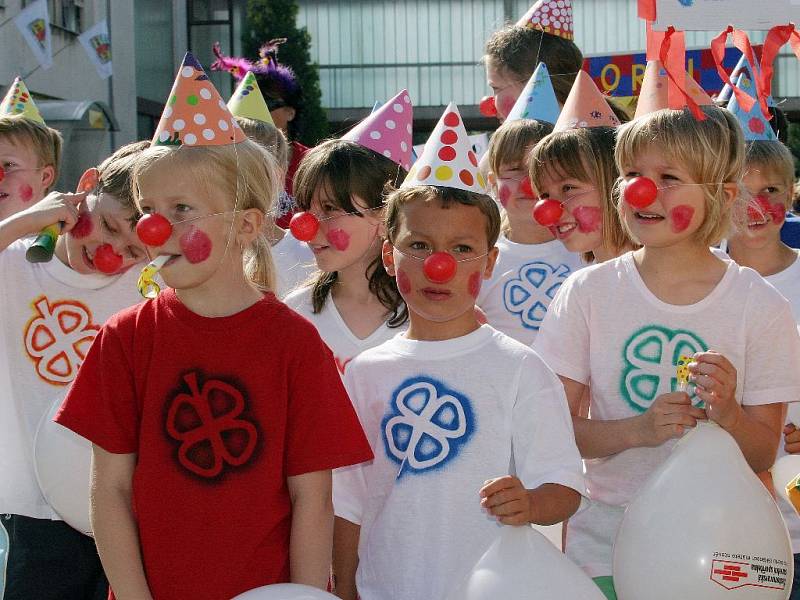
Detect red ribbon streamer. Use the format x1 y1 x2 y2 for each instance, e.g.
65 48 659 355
710 26 758 114
658 26 705 120
638 0 656 21
646 21 664 61
760 24 800 115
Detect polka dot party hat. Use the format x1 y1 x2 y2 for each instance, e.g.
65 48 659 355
505 62 561 125
634 60 714 120
727 72 777 141
0 77 45 124
401 102 485 195
341 89 413 170
227 71 275 125
152 52 246 147
516 0 574 41
553 70 620 132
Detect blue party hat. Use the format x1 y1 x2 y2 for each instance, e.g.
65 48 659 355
505 63 561 125
717 53 775 107
727 72 777 141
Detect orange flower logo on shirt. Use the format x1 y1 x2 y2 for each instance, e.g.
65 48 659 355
24 296 100 385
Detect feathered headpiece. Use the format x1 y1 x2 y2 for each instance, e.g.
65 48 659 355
210 39 300 98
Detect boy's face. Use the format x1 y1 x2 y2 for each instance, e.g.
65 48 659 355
383 197 498 338
0 136 54 221
731 164 790 250
485 60 527 122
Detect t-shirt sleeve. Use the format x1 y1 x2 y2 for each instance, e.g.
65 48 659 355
513 352 587 498
54 318 140 454
532 274 591 384
284 323 373 477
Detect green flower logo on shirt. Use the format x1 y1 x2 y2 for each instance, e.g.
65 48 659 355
620 325 708 412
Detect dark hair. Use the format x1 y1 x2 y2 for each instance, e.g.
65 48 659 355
484 25 583 105
294 139 408 327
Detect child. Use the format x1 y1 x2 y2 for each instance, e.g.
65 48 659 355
0 78 63 221
284 90 412 373
333 104 585 600
533 105 800 600
54 54 372 600
479 118 583 344
0 139 148 599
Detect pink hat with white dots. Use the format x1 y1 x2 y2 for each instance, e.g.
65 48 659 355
341 89 414 170
516 0 574 41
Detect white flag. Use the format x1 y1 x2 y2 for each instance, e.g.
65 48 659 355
14 0 52 70
78 20 112 80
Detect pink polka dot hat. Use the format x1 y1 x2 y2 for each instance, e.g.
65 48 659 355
726 72 777 141
516 0 574 41
0 77 45 125
401 102 486 195
152 52 247 147
634 60 713 120
553 70 620 132
341 89 413 170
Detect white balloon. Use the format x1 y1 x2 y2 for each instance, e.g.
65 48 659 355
232 583 338 599
446 525 606 600
33 395 92 536
771 455 800 507
614 422 793 599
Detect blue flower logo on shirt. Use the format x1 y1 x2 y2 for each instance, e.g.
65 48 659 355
503 261 572 330
382 377 474 477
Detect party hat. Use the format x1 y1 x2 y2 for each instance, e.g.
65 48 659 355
516 0 574 41
505 62 561 124
553 70 620 132
341 89 413 170
401 103 485 194
634 60 713 119
0 77 45 124
727 72 777 141
152 52 246 147
227 71 274 125
716 53 775 106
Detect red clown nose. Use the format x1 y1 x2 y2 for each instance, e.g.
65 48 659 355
520 177 536 199
136 213 173 247
289 212 320 242
93 244 123 274
423 252 457 284
624 177 658 209
479 96 497 117
532 199 564 226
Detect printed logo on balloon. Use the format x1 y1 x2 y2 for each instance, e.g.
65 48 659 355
620 325 708 412
503 261 572 330
382 377 474 477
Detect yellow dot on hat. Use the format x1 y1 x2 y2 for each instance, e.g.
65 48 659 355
184 133 197 145
194 114 206 124
219 119 229 131
477 172 486 188
202 128 215 140
181 66 194 78
173 119 186 131
199 88 212 100
435 166 453 181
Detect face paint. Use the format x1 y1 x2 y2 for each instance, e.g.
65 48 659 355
396 268 412 295
573 206 602 233
19 184 33 202
326 228 350 251
771 204 786 225
498 94 516 117
179 226 212 264
670 205 695 233
468 271 482 299
498 182 512 207
70 212 93 239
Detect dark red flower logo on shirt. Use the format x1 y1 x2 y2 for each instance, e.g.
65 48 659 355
166 371 259 478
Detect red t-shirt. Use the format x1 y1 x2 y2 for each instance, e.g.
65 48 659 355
276 141 310 229
56 289 372 600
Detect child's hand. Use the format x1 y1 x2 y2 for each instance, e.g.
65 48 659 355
689 351 741 431
638 392 706 446
784 423 800 454
19 191 85 235
479 476 532 526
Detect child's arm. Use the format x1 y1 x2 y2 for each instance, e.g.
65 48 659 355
479 476 581 526
287 469 334 589
0 191 85 252
90 445 153 600
332 516 360 600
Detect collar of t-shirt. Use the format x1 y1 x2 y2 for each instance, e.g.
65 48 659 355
385 324 495 359
160 287 276 333
498 234 567 258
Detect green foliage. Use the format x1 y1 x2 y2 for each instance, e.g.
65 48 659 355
242 0 329 146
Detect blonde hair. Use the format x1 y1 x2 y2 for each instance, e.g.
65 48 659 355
132 139 281 292
0 114 63 192
615 106 745 246
235 116 289 173
488 119 553 178
529 126 634 261
744 140 795 210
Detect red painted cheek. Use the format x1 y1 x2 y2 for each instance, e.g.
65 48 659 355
19 184 33 202
326 228 350 251
396 269 412 295
179 227 213 264
498 183 512 208
468 271 482 299
573 206 602 233
70 212 93 239
770 203 786 225
670 205 695 233
498 94 517 117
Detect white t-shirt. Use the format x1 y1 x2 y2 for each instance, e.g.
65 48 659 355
477 236 583 345
336 325 586 600
533 251 800 577
0 240 142 518
283 285 403 375
272 233 316 299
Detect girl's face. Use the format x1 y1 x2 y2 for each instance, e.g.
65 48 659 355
0 138 54 221
485 60 527 122
620 146 708 249
306 187 383 273
730 165 789 250
535 167 604 253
